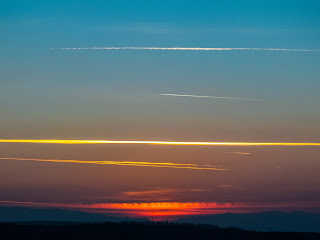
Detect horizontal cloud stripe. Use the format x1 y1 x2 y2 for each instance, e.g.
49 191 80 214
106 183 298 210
59 47 320 52
0 157 226 171
159 93 263 101
0 139 320 146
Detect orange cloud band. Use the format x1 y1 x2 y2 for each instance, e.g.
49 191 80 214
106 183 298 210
1 200 318 221
0 139 320 146
0 157 226 171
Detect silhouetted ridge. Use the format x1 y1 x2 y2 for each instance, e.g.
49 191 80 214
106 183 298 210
1 222 319 240
174 211 320 232
0 206 149 223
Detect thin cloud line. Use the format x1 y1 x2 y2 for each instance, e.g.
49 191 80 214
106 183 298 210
58 47 320 52
0 157 226 171
231 152 252 155
0 139 319 146
159 93 264 101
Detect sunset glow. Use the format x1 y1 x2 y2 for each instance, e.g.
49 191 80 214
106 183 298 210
0 200 318 221
1 1 320 228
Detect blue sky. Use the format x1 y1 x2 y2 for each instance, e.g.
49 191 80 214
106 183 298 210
1 0 320 141
1 0 320 48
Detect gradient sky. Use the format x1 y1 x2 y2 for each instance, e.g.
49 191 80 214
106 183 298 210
1 0 320 220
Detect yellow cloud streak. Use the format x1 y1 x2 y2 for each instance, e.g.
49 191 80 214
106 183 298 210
0 157 226 171
0 139 320 146
231 152 252 155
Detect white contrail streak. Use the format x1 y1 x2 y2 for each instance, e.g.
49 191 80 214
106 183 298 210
59 47 320 52
159 93 263 101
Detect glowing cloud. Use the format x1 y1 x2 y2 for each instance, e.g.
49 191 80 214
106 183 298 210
123 189 183 196
159 93 263 101
122 188 207 198
231 152 252 155
1 200 318 221
0 139 320 146
0 157 225 171
94 188 209 202
59 47 320 52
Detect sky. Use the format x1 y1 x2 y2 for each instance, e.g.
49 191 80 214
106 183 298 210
0 0 320 221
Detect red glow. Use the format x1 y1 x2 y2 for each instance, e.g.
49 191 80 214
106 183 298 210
1 200 319 221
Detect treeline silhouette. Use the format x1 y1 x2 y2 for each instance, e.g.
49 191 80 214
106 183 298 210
1 222 320 240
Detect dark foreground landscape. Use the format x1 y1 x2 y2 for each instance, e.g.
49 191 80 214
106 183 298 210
1 222 320 240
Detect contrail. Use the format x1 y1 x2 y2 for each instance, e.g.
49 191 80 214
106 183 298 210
159 93 263 101
0 139 320 146
0 157 226 171
59 47 320 52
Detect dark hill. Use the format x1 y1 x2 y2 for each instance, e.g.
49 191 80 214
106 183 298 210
0 206 149 223
1 221 320 240
174 211 320 232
